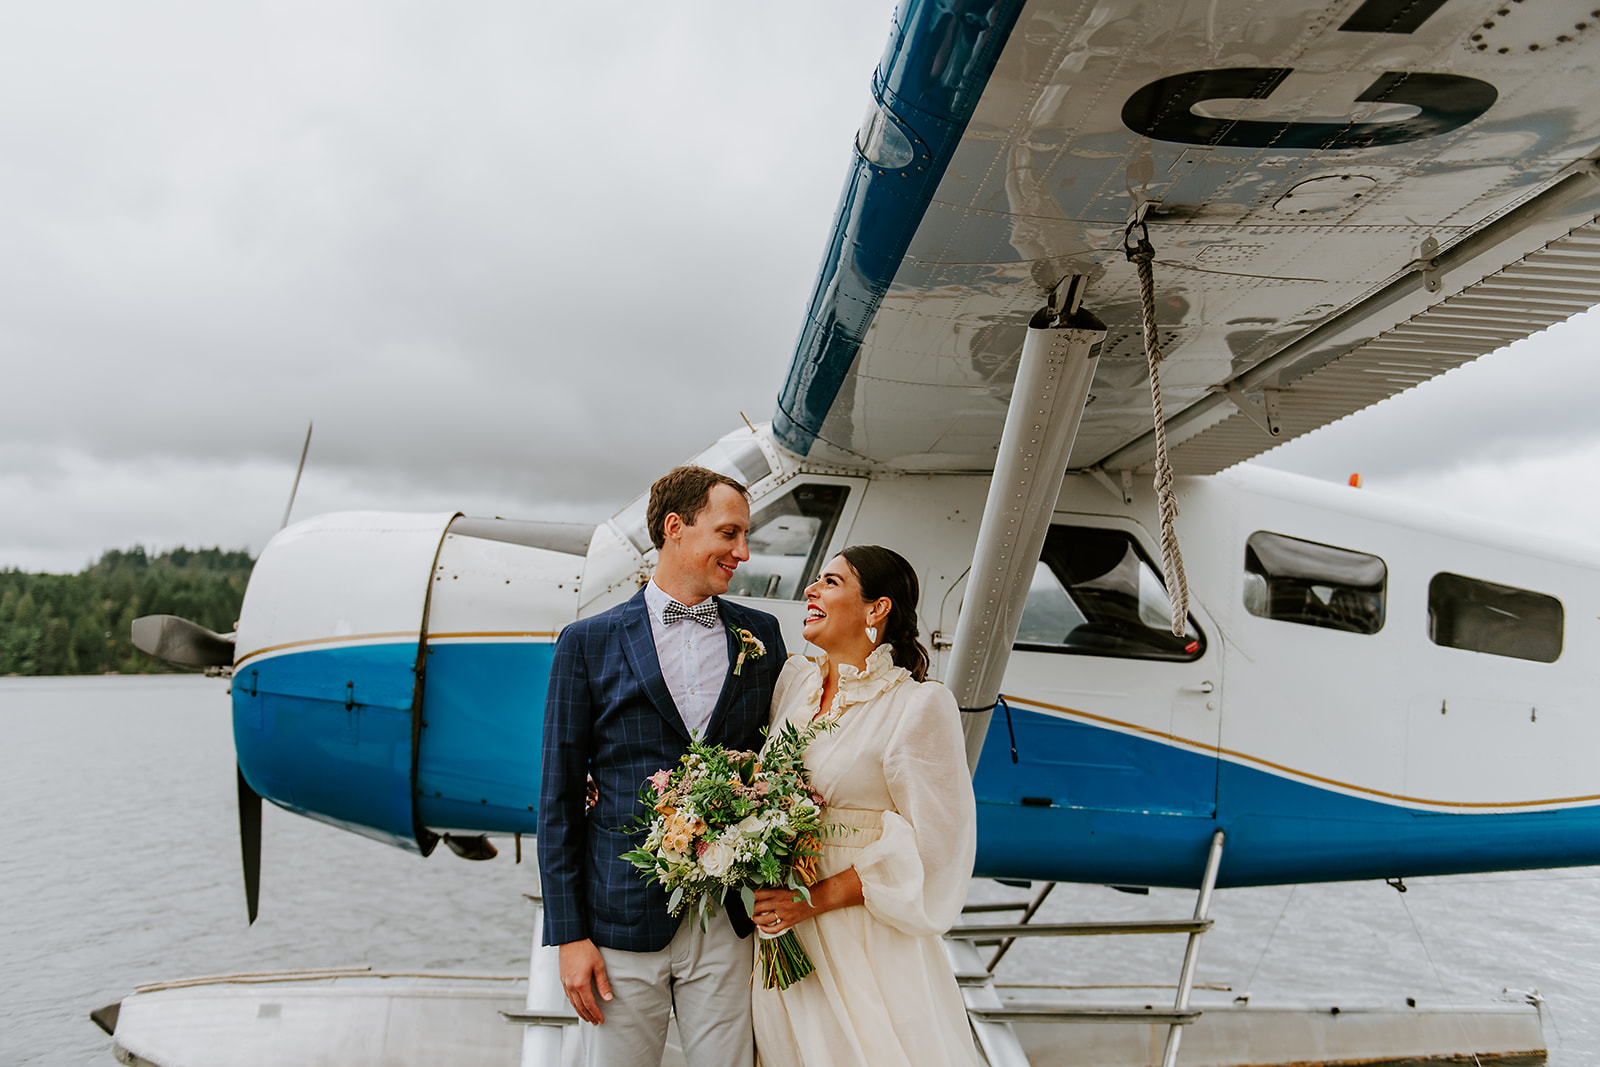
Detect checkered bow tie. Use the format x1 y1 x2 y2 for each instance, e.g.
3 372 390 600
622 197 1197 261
661 598 719 628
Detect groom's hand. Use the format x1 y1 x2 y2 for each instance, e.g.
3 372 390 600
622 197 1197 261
559 939 613 1025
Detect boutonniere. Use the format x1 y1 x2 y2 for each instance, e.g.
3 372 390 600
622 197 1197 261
731 627 766 676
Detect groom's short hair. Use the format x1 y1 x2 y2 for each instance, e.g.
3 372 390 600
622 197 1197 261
647 466 748 550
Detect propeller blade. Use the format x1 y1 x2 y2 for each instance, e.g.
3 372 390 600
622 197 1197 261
232 420 308 925
280 421 313 530
131 614 235 669
238 764 262 925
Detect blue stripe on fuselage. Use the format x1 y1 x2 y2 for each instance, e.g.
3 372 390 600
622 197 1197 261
973 704 1600 887
239 642 1600 882
773 0 1027 455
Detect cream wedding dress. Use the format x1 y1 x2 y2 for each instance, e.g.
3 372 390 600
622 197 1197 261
752 645 981 1067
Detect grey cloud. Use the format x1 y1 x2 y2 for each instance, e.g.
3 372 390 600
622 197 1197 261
0 2 892 571
4 0 1592 572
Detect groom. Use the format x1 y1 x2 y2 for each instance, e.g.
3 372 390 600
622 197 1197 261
537 465 786 1067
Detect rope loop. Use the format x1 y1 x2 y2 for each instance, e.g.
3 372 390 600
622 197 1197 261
1123 218 1155 263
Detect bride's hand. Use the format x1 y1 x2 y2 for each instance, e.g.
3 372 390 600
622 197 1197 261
750 887 814 935
751 869 864 935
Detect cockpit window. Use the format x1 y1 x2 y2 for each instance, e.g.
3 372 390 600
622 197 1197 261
1015 526 1204 661
726 484 850 601
1243 531 1385 634
613 435 774 555
1429 572 1562 662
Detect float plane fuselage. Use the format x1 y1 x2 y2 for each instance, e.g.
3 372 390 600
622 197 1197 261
141 0 1600 902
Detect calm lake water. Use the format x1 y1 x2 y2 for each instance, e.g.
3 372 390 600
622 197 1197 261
3 676 1597 1066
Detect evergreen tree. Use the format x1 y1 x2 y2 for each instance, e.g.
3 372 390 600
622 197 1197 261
0 546 254 676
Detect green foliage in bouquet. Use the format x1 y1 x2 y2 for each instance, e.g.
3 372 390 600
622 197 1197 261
620 718 840 988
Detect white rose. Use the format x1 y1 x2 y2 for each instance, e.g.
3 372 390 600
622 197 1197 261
735 815 764 836
700 837 737 878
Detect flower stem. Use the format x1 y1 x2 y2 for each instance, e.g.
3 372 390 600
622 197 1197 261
758 931 816 990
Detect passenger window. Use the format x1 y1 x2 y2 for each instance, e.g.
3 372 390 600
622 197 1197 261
1015 527 1203 660
726 484 849 600
1244 531 1385 635
1428 572 1562 663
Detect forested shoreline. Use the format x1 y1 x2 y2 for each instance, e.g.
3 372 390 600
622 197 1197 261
0 547 254 675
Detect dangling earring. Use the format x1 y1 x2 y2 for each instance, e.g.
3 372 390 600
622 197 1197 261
865 626 879 644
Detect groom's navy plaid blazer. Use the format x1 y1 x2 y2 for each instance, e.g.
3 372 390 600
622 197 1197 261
537 585 785 953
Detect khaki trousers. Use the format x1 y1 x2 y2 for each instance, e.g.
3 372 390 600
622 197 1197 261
582 910 753 1067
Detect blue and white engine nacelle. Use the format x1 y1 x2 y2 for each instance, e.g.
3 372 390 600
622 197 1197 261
232 511 590 855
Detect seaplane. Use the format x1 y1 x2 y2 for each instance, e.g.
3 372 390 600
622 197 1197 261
110 0 1600 1064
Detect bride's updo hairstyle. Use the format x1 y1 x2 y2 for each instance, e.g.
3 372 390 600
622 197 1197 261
839 545 930 683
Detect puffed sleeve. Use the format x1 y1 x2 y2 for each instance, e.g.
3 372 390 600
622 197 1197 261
851 681 977 937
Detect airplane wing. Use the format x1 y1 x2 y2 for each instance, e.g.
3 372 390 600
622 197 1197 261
773 0 1600 475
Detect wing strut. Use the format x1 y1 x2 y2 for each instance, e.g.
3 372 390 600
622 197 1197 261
947 281 1105 771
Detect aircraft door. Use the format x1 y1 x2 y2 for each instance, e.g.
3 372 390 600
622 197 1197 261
724 476 865 652
976 522 1222 821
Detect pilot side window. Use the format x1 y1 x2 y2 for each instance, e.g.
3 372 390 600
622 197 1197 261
1243 531 1385 634
1428 572 1563 663
725 484 850 601
1014 526 1203 661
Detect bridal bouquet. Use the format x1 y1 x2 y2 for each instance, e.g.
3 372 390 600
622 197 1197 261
621 719 835 989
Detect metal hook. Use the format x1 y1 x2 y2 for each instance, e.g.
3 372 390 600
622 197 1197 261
1001 696 1018 764
1124 217 1154 260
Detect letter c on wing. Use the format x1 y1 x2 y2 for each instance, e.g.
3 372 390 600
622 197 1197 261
1121 67 1497 150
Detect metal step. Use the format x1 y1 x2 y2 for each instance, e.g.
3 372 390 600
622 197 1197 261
945 938 1033 1067
500 1009 578 1027
968 1004 1202 1026
947 918 1212 940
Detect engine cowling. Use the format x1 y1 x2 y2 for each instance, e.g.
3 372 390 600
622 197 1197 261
232 511 586 852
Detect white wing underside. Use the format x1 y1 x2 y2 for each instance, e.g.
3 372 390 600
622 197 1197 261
795 0 1600 475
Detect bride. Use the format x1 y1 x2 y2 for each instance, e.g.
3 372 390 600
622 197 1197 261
750 545 980 1066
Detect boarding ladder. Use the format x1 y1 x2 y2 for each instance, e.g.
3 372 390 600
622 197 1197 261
506 830 1225 1067
944 829 1225 1067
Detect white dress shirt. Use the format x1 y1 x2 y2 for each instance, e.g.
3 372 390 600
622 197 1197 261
643 579 730 739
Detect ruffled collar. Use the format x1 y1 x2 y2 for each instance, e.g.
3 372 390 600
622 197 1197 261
806 643 910 725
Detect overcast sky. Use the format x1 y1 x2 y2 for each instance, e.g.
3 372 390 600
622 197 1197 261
2 2 1596 574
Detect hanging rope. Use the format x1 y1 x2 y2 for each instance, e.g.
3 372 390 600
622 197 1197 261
1399 891 1485 1067
1124 219 1191 637
1241 885 1297 998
